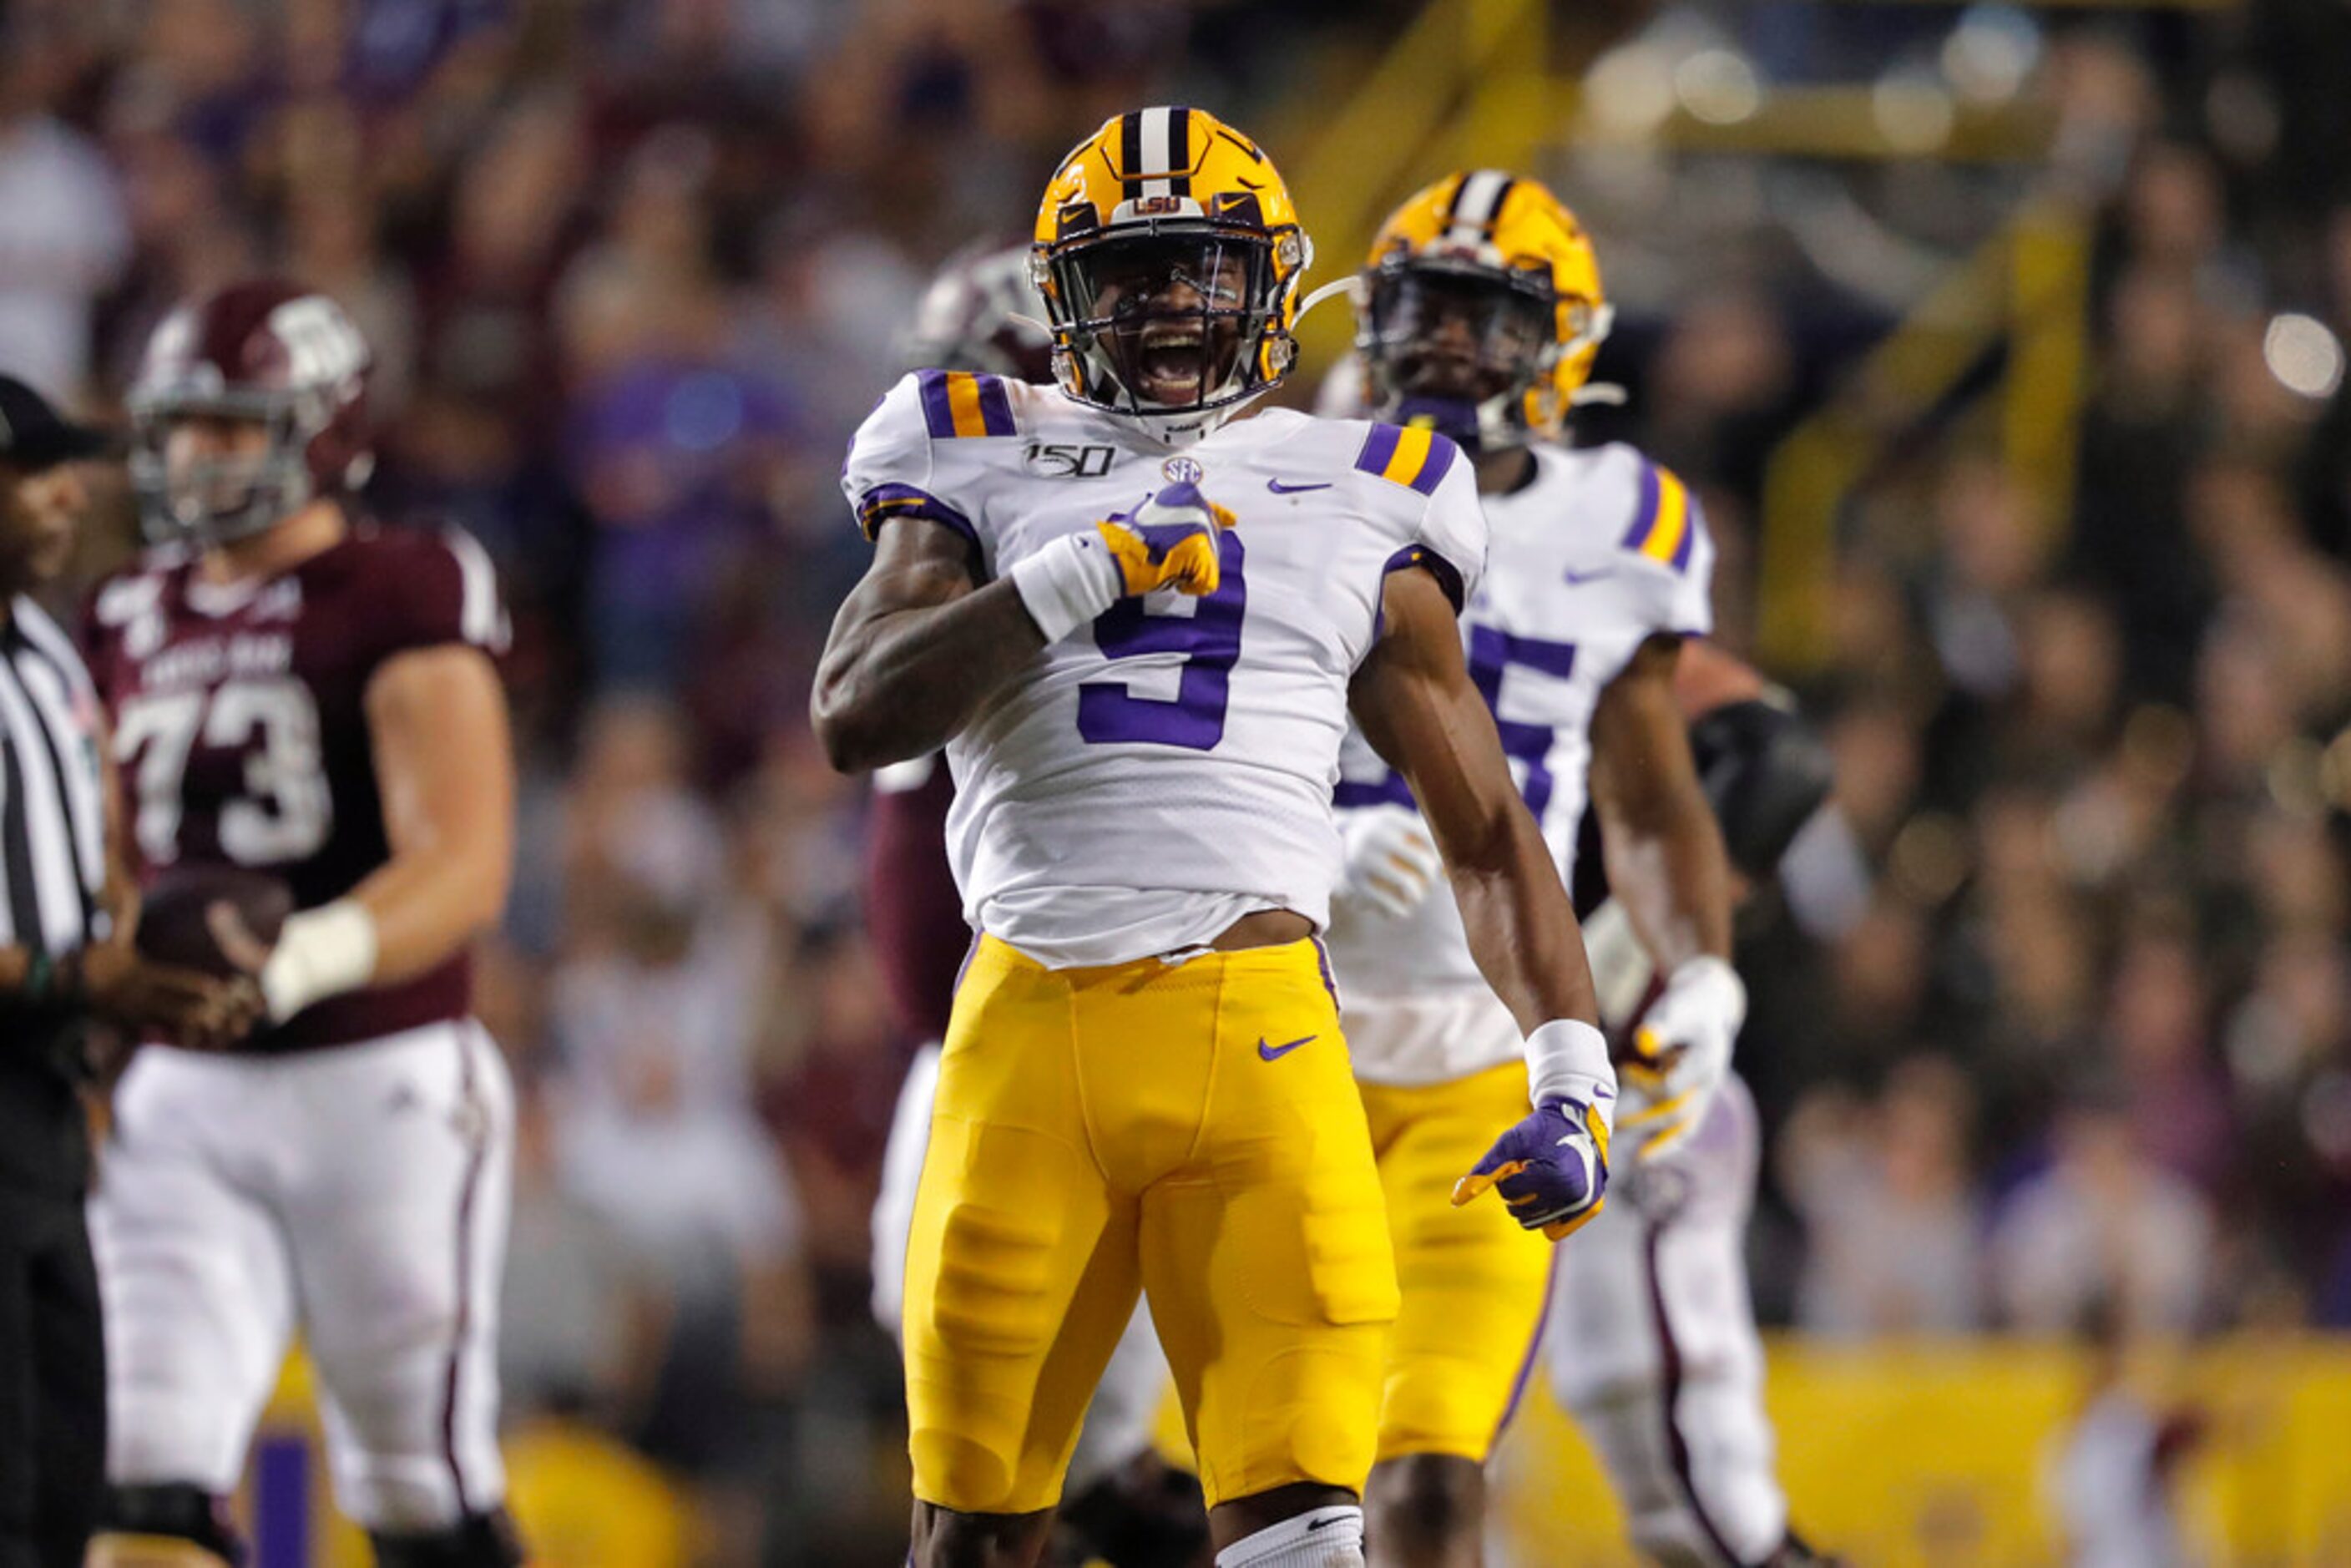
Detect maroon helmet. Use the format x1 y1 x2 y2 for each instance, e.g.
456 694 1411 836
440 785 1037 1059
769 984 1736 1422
127 280 374 546
897 243 1056 383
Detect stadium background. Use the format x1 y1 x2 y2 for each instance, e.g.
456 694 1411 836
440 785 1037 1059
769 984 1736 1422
4 0 2351 1560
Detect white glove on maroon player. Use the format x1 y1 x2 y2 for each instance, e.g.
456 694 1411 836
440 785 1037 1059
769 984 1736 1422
1617 955 1746 1161
1333 804 1443 920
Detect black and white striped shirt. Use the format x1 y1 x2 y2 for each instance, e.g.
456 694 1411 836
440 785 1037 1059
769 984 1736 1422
0 595 107 960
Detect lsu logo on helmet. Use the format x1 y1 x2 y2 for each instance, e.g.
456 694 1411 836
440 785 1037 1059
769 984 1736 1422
1031 107 1313 443
1358 170 1614 451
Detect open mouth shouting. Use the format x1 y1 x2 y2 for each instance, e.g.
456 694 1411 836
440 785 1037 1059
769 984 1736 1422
1135 319 1212 405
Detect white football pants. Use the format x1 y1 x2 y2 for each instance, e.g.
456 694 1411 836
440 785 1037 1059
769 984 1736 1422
90 1021 513 1531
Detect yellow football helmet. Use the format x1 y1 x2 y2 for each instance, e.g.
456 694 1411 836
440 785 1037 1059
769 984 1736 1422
1357 169 1613 451
1032 107 1312 443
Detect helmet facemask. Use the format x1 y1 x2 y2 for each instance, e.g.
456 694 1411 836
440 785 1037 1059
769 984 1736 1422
129 390 333 548
1043 229 1291 432
1362 261 1560 453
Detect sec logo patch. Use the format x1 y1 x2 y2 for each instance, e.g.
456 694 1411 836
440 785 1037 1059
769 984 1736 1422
1161 456 1204 485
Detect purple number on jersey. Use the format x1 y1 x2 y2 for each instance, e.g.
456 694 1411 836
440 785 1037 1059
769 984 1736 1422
1468 624 1575 821
1077 529 1247 751
1333 625 1576 817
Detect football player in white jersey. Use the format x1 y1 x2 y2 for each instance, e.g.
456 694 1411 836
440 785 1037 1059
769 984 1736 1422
813 110 1621 1568
867 242 1211 1568
1317 172 1834 1567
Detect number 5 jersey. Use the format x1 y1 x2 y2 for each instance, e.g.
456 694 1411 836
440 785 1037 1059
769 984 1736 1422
842 368 1487 969
1322 441 1716 1085
80 522 509 1050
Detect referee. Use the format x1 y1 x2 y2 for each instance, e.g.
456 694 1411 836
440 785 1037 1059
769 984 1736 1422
0 377 250 1568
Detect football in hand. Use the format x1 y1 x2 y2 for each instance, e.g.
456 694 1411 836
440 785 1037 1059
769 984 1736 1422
134 867 294 978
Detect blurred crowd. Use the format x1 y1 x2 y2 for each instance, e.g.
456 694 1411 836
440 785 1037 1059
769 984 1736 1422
4 0 2349 1560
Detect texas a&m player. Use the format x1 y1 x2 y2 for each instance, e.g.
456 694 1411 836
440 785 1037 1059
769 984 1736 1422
79 282 521 1567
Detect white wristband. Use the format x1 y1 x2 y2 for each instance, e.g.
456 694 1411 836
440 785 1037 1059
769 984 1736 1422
1524 1017 1617 1130
1011 529 1125 644
260 900 380 1023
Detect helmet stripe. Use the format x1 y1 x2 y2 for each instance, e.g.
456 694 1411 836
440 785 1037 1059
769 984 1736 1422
1446 169 1516 239
1170 106 1192 196
1140 105 1175 200
1119 110 1145 201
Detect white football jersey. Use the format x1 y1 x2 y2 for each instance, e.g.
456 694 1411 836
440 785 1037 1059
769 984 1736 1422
841 369 1488 968
1322 440 1715 1083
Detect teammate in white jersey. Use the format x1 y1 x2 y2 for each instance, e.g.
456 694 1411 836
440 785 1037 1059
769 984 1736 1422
814 110 1620 1568
1317 173 1833 1567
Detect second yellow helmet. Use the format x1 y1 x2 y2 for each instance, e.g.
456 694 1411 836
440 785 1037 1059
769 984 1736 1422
1357 170 1612 450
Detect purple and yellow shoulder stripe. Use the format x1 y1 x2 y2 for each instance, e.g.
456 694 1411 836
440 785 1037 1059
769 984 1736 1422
855 483 978 547
1620 461 1700 573
916 369 1018 440
1355 422 1459 495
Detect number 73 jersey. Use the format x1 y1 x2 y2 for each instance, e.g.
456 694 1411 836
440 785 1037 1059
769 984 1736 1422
842 369 1487 968
81 522 509 1050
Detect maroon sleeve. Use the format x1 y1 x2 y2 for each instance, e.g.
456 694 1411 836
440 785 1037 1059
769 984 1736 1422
77 575 129 690
368 526 510 670
864 757 969 1044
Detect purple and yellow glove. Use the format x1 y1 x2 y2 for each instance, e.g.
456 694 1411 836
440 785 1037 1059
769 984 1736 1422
1454 1019 1617 1242
1097 482 1234 596
1010 481 1236 643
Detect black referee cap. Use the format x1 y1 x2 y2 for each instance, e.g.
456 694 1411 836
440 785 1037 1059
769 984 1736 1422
0 377 115 473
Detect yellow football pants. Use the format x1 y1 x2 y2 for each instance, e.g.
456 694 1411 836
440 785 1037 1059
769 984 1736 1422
902 935 1399 1515
1359 1059 1555 1464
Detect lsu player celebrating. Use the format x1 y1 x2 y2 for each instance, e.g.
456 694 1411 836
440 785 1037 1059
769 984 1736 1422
867 242 1214 1568
814 109 1618 1568
1317 173 1753 1565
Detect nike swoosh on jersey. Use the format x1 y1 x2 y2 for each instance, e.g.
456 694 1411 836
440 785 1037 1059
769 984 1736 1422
1257 1034 1317 1061
1267 478 1334 494
1563 566 1617 585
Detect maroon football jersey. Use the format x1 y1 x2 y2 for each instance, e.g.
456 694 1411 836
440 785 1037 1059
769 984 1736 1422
82 520 509 1051
864 753 969 1045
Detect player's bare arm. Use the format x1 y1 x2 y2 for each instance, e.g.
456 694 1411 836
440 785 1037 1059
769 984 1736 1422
1351 563 1615 1240
352 642 515 981
816 483 1228 775
1588 635 1733 970
1350 564 1597 1033
811 517 1040 772
1590 634 1749 1159
225 640 514 1024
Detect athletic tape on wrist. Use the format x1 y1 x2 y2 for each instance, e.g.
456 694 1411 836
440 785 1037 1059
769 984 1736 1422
260 901 379 1023
1012 530 1125 644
